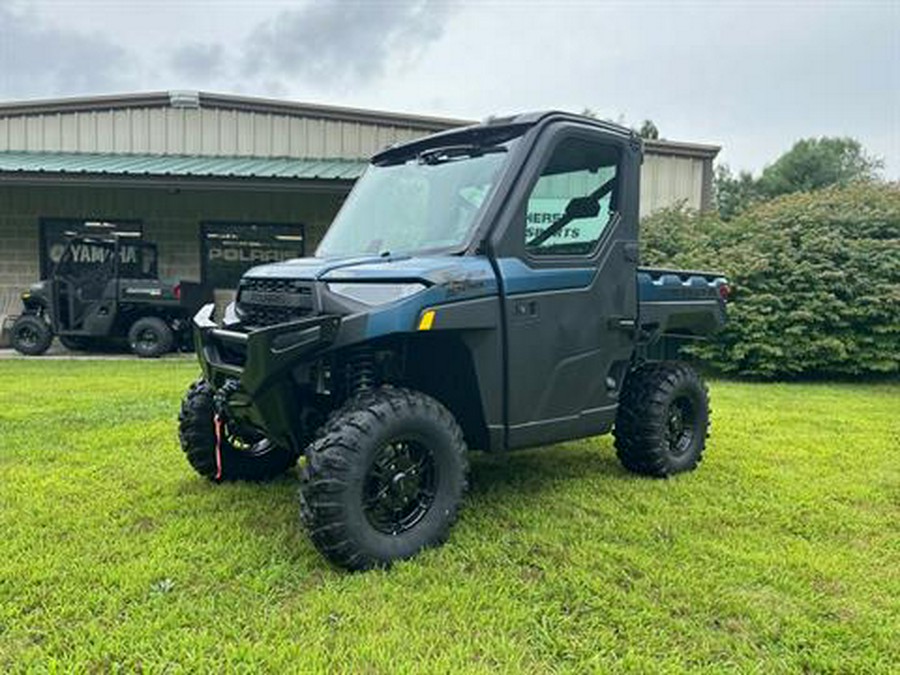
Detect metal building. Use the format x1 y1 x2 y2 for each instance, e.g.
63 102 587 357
0 91 719 342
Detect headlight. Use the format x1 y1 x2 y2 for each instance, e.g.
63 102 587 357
326 282 426 306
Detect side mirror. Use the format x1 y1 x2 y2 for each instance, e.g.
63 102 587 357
564 196 601 220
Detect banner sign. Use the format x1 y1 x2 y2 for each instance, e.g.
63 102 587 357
40 218 142 277
202 222 305 289
526 198 588 244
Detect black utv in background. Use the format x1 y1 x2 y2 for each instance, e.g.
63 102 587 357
11 236 209 357
179 111 730 571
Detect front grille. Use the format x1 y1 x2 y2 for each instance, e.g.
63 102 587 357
237 278 315 326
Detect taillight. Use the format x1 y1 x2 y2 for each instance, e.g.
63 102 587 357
718 282 730 302
173 283 181 300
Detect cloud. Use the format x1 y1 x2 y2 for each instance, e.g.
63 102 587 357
170 43 226 82
0 2 134 98
0 0 895 176
240 0 456 90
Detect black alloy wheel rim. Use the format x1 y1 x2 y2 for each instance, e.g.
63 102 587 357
363 439 437 536
18 325 39 349
137 328 159 350
224 423 274 458
666 395 697 456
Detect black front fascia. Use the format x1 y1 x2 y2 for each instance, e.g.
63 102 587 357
193 305 353 450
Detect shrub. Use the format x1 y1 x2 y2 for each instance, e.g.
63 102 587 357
641 183 900 378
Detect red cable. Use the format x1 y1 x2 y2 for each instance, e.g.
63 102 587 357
213 413 224 481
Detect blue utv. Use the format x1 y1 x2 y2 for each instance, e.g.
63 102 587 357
179 112 729 570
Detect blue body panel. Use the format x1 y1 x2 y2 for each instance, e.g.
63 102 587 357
637 268 726 302
357 258 498 338
496 258 596 294
243 256 389 280
240 257 725 342
247 255 497 290
246 255 499 341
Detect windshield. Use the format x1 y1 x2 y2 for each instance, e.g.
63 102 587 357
317 139 518 257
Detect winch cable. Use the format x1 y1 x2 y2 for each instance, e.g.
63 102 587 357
213 414 224 481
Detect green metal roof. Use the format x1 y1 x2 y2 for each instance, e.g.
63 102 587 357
0 151 368 181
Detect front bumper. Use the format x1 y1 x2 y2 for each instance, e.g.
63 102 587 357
192 303 342 449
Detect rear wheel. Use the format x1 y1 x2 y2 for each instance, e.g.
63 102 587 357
11 315 53 356
300 387 468 571
613 362 710 477
178 379 298 482
128 317 173 358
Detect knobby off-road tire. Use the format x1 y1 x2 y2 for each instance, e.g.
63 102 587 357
178 379 298 482
300 387 468 571
10 315 52 356
613 362 710 477
128 316 173 358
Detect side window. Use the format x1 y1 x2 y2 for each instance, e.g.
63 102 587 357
525 137 619 256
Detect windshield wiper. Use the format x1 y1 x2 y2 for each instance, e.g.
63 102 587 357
417 144 507 165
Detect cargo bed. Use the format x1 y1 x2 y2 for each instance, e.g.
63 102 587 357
637 267 728 340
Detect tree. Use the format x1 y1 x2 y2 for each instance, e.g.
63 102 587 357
641 183 900 378
714 164 760 220
756 137 882 199
638 119 659 140
580 108 627 126
580 110 657 138
713 137 882 219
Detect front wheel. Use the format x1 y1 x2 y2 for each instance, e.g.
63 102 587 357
613 362 710 477
11 315 53 355
178 379 298 482
300 387 468 571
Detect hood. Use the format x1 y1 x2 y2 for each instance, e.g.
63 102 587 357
241 256 383 281
242 255 496 287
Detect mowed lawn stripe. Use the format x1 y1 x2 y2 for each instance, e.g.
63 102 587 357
0 361 897 672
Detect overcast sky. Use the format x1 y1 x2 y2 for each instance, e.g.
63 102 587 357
1 0 897 176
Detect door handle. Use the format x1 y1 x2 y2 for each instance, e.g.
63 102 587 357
623 242 639 262
608 317 635 331
513 300 538 318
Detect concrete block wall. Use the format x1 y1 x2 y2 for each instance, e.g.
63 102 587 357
0 188 46 342
0 210 40 341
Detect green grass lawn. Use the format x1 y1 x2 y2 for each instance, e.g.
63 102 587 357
0 361 897 673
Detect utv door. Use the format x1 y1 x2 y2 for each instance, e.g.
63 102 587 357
491 122 641 449
52 242 117 332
